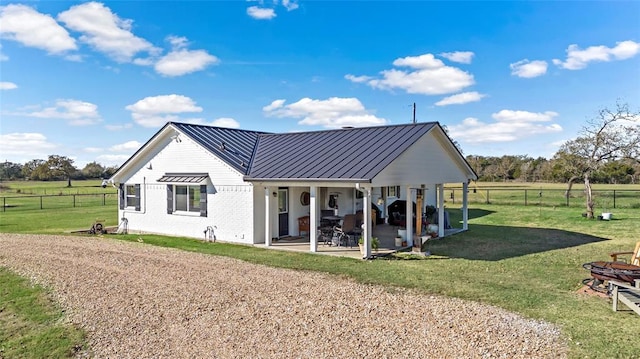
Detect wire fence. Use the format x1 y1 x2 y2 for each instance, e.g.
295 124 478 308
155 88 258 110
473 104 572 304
445 188 640 209
1 193 118 212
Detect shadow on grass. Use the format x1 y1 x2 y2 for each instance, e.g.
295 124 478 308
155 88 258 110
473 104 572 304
429 224 608 261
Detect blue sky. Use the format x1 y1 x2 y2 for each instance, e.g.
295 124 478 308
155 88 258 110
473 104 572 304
1 1 639 167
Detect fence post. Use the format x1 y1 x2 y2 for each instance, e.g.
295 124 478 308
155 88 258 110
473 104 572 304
103 193 106 206
3 197 5 212
566 192 569 207
40 196 43 210
486 190 490 204
525 189 528 206
73 194 76 208
613 190 616 209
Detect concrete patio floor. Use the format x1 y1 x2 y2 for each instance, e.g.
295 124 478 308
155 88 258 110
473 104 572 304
257 224 464 259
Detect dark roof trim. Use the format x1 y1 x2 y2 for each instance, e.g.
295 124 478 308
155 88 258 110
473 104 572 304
244 177 371 183
158 173 209 183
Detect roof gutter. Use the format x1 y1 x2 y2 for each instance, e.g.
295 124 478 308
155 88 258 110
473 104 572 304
243 177 371 183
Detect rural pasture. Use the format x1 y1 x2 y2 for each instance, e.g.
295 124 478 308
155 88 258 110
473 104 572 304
1 180 639 358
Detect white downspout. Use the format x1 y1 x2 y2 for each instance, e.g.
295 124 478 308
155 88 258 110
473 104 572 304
406 185 413 247
309 186 318 252
438 184 445 237
265 187 272 246
462 181 469 230
356 184 371 259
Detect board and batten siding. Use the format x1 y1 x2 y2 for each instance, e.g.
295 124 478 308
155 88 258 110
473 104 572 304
118 132 258 244
372 132 471 187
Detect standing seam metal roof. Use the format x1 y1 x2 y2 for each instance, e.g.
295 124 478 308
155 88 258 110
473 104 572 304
245 122 437 181
171 122 268 174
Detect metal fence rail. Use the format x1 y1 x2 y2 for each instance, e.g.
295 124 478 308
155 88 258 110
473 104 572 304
1 193 118 212
445 188 640 209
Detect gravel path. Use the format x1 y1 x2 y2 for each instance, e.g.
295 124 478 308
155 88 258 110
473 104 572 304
0 234 568 358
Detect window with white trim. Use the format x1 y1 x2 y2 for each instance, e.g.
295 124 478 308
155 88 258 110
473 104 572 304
166 184 207 217
175 185 201 212
126 185 139 209
387 186 400 197
120 183 140 211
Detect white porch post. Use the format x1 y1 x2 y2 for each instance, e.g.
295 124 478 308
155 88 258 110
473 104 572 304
406 185 413 246
438 184 445 237
309 186 318 252
264 187 272 246
362 186 371 259
462 182 469 230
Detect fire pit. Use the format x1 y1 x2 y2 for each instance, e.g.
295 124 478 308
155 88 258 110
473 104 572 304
582 261 640 293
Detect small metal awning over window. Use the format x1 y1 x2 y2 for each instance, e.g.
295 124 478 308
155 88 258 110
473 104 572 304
157 173 208 183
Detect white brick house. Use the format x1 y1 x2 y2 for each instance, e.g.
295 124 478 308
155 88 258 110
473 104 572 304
111 121 477 256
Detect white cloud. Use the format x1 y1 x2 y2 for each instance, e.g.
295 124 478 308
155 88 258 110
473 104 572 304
83 147 103 153
0 132 58 157
510 59 548 78
263 97 388 128
210 117 240 128
105 123 133 131
0 43 9 61
26 99 102 125
344 74 372 83
152 35 219 77
263 99 286 112
552 40 640 70
182 117 241 128
282 0 299 11
439 51 474 64
349 53 475 95
247 6 276 20
0 4 77 55
447 110 562 144
492 110 559 122
57 2 158 63
155 50 219 77
109 140 141 152
0 81 17 90
393 53 445 68
95 154 130 166
435 92 486 106
125 94 203 127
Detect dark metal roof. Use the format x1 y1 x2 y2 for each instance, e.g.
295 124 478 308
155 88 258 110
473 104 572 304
172 122 268 174
158 173 209 183
246 122 437 181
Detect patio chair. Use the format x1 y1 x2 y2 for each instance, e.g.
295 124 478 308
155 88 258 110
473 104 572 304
610 242 640 266
339 214 361 247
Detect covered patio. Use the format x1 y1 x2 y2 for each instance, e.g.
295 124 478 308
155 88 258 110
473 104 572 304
245 123 477 259
260 223 465 259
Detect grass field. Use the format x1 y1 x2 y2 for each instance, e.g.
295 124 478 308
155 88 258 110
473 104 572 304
0 268 85 358
1 180 639 358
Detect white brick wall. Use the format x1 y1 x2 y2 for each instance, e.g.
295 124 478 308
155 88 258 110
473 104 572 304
117 132 259 244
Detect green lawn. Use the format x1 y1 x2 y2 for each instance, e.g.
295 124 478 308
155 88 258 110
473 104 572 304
0 268 85 358
1 181 639 358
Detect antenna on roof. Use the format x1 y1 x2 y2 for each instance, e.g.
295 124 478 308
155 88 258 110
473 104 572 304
412 102 416 123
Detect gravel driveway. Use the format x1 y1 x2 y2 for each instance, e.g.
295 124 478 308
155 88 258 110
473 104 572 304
0 234 567 358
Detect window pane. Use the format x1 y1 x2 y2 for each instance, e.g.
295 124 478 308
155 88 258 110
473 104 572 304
278 189 288 213
126 185 138 196
126 185 138 208
189 186 200 212
175 186 188 211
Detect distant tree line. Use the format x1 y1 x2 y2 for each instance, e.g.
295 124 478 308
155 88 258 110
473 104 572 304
0 155 118 186
465 155 639 184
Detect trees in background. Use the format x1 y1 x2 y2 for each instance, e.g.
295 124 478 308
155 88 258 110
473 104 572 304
44 155 76 187
1 157 119 183
556 102 640 218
